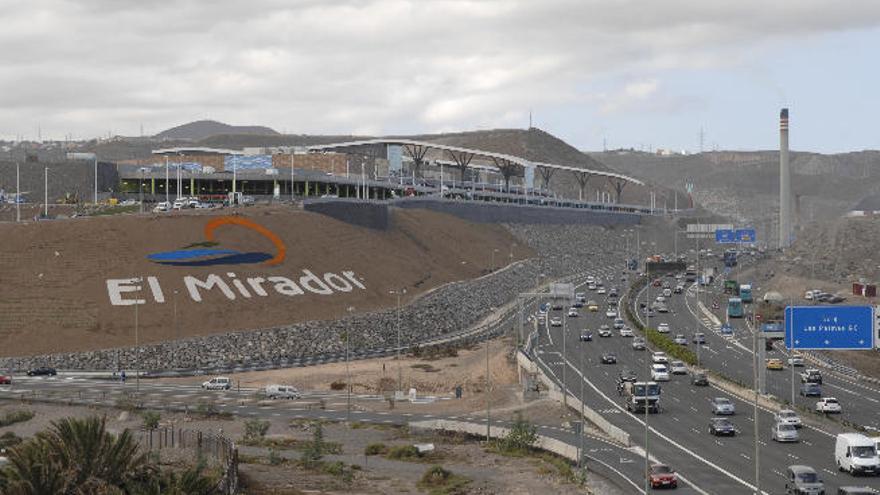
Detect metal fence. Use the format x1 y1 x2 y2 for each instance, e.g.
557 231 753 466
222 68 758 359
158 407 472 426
139 427 238 494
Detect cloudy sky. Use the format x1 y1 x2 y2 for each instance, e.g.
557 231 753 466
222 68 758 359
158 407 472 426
1 0 879 152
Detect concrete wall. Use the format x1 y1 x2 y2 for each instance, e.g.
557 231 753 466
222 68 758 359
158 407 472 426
0 160 118 201
302 198 391 230
392 198 641 226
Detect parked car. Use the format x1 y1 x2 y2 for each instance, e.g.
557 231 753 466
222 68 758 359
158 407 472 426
202 376 232 390
265 384 301 399
771 423 800 443
601 352 618 364
579 331 593 342
784 465 824 495
691 372 709 386
648 464 678 489
657 323 670 334
670 361 688 375
710 397 735 415
774 409 802 428
816 397 842 414
709 417 737 436
0 375 11 385
800 382 822 397
152 201 170 212
26 367 57 376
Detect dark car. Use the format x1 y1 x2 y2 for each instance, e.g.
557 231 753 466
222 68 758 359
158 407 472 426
709 417 737 436
618 368 638 383
0 375 11 385
691 372 709 386
800 382 822 397
579 331 593 342
601 352 618 364
26 367 57 376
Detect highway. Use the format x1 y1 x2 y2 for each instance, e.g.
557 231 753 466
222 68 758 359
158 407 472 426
530 264 880 494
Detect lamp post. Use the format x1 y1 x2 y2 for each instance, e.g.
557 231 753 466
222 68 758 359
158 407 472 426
164 156 170 204
486 306 496 441
44 166 48 217
94 156 98 204
15 162 20 222
491 248 499 272
753 317 761 495
345 306 354 424
390 288 406 394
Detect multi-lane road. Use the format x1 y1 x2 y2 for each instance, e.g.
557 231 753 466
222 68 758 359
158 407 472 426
530 264 880 494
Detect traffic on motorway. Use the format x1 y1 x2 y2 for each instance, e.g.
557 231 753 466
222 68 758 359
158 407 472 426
529 254 880 494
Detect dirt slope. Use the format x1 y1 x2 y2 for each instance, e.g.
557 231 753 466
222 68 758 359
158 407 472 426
0 206 532 356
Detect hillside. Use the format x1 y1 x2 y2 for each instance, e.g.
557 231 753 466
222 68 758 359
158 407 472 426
156 120 279 140
0 206 532 357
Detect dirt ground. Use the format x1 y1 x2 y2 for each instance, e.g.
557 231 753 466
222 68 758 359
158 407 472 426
0 205 532 357
0 398 621 495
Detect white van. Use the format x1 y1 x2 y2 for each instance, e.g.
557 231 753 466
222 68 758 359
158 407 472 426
265 384 301 400
201 376 231 390
835 433 880 475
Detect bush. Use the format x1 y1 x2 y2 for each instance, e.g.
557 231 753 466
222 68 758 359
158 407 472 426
417 465 470 494
195 401 218 417
364 443 388 456
0 431 22 450
624 277 697 365
299 422 328 468
268 449 284 466
420 465 451 485
496 413 537 454
0 410 34 428
141 411 160 431
329 380 346 391
386 444 421 460
243 419 270 442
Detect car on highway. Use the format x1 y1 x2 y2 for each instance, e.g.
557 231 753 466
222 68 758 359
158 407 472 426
674 284 684 294
720 322 733 335
788 355 806 367
588 283 597 291
804 289 821 300
691 372 709 386
692 332 706 344
632 337 647 350
587 301 599 312
651 364 670 381
774 409 803 428
572 299 584 308
618 368 638 383
816 397 842 414
652 351 669 364
648 464 678 489
766 358 784 370
710 397 735 415
643 307 656 317
835 434 880 475
801 368 823 384
551 302 564 310
657 322 670 334
202 376 232 390
26 367 57 376
800 382 822 397
709 417 737 436
656 303 669 313
771 423 800 442
655 295 666 303
567 307 579 317
673 334 687 345
265 384 301 400
598 326 613 338
836 487 878 494
784 465 824 495
670 361 688 375
605 308 617 318
601 352 618 364
662 288 672 297
0 374 11 385
609 288 619 297
550 317 562 327
619 326 634 337
597 287 606 294
579 331 593 342
575 292 586 302
613 317 625 329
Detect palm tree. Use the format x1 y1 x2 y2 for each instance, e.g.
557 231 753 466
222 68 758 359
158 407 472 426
0 416 152 494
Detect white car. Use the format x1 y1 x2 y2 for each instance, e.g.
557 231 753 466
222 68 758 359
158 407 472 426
655 296 666 303
670 361 688 374
605 308 617 318
651 364 670 381
816 397 842 414
567 308 579 318
773 409 802 428
549 317 562 327
613 318 625 329
597 287 607 294
673 334 688 345
588 283 597 290
657 323 670 334
652 351 669 364
152 201 170 212
598 326 613 338
202 376 232 390
620 327 634 337
265 384 301 399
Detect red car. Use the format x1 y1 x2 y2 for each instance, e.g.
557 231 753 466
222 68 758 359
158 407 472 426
0 375 11 385
648 464 678 489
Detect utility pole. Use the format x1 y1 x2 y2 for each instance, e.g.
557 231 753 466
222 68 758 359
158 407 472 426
753 321 761 494
644 254 651 495
44 167 48 217
94 156 98 204
290 153 295 201
15 162 20 222
164 156 169 204
486 332 491 440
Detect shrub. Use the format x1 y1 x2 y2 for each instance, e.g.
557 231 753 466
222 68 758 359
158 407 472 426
0 410 34 428
268 449 284 466
243 419 270 442
0 431 22 449
299 422 328 468
141 411 160 431
417 465 470 494
420 465 451 486
386 444 421 460
364 443 388 456
496 413 537 454
329 380 346 391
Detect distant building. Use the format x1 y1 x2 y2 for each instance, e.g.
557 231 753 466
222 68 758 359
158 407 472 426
846 194 880 217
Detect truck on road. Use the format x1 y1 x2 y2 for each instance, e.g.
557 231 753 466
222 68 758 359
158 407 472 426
622 381 661 413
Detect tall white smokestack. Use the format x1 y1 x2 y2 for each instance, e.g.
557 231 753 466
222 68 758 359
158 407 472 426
779 108 791 249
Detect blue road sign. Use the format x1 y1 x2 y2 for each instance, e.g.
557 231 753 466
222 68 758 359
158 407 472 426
735 228 756 243
785 306 874 350
715 229 735 243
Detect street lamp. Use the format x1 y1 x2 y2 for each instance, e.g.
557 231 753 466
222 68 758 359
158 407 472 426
389 288 407 394
345 306 354 424
486 306 496 441
491 248 499 272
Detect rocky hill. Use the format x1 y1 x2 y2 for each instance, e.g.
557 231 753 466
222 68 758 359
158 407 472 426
155 120 279 141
